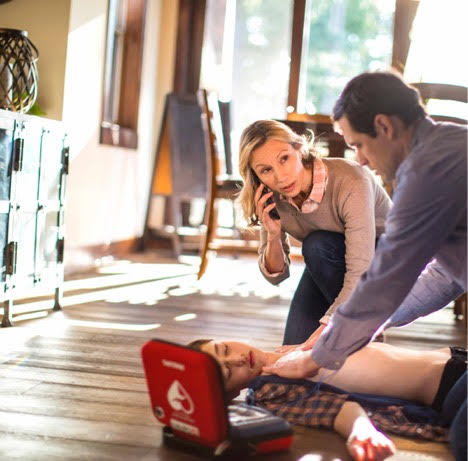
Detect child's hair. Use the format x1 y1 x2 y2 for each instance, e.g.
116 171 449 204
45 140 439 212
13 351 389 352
188 338 240 400
187 338 212 350
237 119 315 226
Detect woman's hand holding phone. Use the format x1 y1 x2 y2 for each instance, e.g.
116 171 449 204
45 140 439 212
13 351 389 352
255 183 282 238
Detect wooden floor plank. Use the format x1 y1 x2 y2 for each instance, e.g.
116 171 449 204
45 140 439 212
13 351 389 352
23 382 149 406
2 354 144 377
0 411 160 448
0 395 154 425
0 378 41 394
0 434 158 461
0 366 148 392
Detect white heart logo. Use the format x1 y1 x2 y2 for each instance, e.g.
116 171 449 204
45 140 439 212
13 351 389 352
167 380 194 414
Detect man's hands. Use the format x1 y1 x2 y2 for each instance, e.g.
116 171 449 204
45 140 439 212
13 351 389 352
262 350 320 379
276 324 326 353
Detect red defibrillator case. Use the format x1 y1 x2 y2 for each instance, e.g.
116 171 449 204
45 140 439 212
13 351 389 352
141 339 293 458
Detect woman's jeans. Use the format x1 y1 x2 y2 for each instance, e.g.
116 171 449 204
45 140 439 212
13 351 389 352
440 371 467 461
283 230 345 345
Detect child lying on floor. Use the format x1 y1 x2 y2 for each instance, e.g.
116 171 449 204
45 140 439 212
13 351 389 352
189 339 466 461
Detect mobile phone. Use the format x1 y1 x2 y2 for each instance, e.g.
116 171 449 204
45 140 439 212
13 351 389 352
252 172 280 220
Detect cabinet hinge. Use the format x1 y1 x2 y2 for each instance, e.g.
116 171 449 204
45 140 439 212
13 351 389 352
5 242 17 275
13 138 24 171
62 146 70 174
57 238 65 263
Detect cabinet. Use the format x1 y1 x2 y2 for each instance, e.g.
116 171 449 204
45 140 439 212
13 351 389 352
0 109 68 326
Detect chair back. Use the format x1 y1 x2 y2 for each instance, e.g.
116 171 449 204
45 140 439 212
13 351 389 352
196 89 244 279
411 82 467 124
282 112 347 158
218 100 234 175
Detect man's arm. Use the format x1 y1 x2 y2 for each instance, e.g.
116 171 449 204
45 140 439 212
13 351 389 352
385 259 465 328
312 148 466 369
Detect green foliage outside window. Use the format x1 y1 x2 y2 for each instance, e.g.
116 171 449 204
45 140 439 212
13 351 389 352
301 0 394 114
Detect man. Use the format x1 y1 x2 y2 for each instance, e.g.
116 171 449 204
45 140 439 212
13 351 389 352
262 71 466 458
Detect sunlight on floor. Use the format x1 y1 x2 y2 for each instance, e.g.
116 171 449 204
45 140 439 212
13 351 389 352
66 319 161 331
0 254 302 328
43 311 162 331
174 313 197 322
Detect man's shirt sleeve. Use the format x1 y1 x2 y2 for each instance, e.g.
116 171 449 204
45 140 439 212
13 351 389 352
385 259 464 328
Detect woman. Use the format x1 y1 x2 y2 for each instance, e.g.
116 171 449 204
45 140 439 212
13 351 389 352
237 120 392 346
190 338 466 461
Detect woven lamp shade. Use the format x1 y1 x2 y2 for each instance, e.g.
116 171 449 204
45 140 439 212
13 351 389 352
0 28 39 113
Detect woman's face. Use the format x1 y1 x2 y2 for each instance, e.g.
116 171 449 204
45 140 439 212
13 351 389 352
250 139 308 197
200 340 266 392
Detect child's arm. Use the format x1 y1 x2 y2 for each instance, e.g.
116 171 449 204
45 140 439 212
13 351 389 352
333 401 396 461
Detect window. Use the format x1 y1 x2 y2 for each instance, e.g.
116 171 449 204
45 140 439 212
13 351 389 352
297 0 395 115
404 0 467 120
101 0 147 149
201 0 397 166
200 0 294 173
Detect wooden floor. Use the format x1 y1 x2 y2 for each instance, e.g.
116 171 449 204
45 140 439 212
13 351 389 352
0 252 465 460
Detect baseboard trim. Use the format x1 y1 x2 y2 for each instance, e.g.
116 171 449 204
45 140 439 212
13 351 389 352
85 238 140 257
65 238 140 276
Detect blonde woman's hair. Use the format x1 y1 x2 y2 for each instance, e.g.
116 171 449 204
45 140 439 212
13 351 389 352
237 119 315 226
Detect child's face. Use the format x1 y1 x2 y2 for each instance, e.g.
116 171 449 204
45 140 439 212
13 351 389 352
200 340 265 392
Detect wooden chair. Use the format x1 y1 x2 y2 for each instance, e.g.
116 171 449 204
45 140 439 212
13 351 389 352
281 112 348 158
411 82 467 124
196 89 243 279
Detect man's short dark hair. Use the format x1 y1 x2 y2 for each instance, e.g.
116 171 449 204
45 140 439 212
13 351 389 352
332 71 427 137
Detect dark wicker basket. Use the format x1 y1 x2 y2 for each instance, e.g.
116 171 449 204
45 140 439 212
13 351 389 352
0 28 39 112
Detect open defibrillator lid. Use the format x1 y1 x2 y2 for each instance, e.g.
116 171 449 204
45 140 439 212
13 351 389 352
141 339 293 457
141 338 229 448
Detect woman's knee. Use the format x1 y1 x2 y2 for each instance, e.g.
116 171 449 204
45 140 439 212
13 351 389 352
302 230 345 262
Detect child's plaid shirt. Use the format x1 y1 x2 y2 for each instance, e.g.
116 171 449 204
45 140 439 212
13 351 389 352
249 376 448 442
